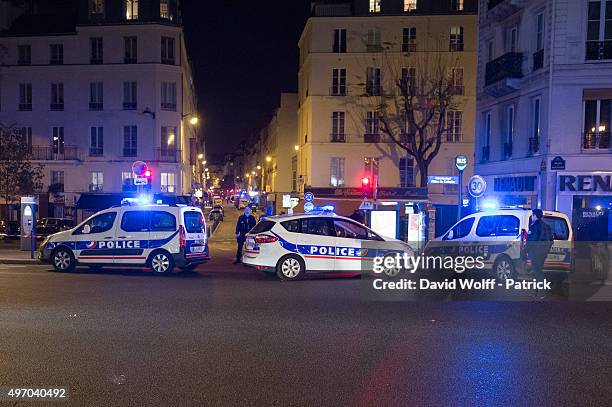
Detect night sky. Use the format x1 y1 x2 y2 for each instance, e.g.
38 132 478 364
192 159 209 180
181 0 312 162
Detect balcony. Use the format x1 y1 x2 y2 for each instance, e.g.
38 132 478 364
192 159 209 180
162 58 175 65
161 102 177 111
123 102 137 110
487 0 524 21
89 184 103 193
18 103 32 111
533 49 544 71
484 52 523 97
89 148 103 157
50 103 64 111
446 133 463 143
155 148 180 163
124 57 137 64
31 146 79 161
90 58 103 65
367 44 384 53
89 102 103 111
586 41 612 61
583 132 611 150
123 148 137 157
329 87 347 96
48 183 64 193
364 133 381 143
330 133 346 142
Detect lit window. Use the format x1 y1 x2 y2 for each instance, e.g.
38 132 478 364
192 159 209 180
449 26 464 52
404 0 417 12
330 157 345 187
90 172 104 192
369 0 381 13
161 173 176 193
126 0 138 20
160 0 172 20
90 0 105 15
446 110 463 142
451 0 463 11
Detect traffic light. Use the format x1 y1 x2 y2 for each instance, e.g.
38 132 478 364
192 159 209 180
361 177 372 198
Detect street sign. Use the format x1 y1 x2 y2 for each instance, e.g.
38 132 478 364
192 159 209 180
359 200 374 210
427 176 459 185
551 156 566 171
468 175 487 198
134 177 148 186
132 161 148 177
304 192 314 203
455 155 468 172
304 202 315 213
462 198 470 207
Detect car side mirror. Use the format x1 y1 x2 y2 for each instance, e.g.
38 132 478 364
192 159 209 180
82 224 91 234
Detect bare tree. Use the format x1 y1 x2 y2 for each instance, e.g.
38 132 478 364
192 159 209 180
352 35 462 188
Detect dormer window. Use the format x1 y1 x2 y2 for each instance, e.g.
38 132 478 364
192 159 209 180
90 0 105 15
160 0 173 20
404 0 417 12
126 0 139 20
369 0 381 13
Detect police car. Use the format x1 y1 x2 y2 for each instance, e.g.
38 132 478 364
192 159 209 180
425 208 573 280
39 202 209 274
241 211 414 281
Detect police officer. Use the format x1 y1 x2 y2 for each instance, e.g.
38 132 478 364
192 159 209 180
526 208 554 298
234 206 256 264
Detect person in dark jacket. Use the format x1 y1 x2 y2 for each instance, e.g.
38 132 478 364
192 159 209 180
234 206 256 264
526 208 554 298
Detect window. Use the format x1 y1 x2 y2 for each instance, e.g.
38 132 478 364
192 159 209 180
506 25 518 52
476 216 500 237
50 83 64 111
161 82 177 110
17 45 31 65
301 218 333 236
50 44 63 64
331 112 345 141
451 0 464 11
89 82 103 110
281 219 299 233
161 172 176 193
123 125 137 157
444 217 475 240
367 29 382 52
364 157 379 180
536 13 544 50
402 67 416 90
121 211 149 232
292 156 297 192
90 0 105 15
449 67 464 94
402 27 416 52
476 215 520 237
150 211 176 232
126 0 138 20
20 127 32 149
123 81 137 109
89 127 104 156
530 96 541 154
449 26 464 52
543 216 570 240
160 0 172 19
331 68 346 95
446 110 463 142
333 29 347 53
583 98 612 149
90 37 103 64
399 156 415 187
366 111 379 134
366 67 382 95
184 212 205 234
482 111 491 161
122 171 135 190
369 0 381 13
52 127 64 155
330 157 345 187
161 37 175 64
251 220 275 234
19 83 32 111
51 170 64 187
334 220 378 240
161 126 177 152
404 0 417 12
75 211 116 235
504 105 514 158
90 172 104 192
487 40 494 62
124 36 137 63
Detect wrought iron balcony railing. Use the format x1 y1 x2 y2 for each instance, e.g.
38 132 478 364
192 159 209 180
583 132 611 150
31 146 79 161
155 148 180 163
586 41 612 61
485 52 523 86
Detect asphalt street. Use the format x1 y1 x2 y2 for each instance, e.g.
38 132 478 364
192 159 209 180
1 206 612 406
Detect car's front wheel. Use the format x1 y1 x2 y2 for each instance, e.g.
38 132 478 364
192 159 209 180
149 251 175 275
52 248 76 273
276 254 305 281
492 256 515 281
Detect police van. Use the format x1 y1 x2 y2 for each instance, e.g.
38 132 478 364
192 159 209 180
241 211 414 281
425 208 573 280
39 202 209 274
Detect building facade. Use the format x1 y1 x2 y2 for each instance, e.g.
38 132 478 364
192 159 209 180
297 0 477 213
475 0 612 230
0 0 201 220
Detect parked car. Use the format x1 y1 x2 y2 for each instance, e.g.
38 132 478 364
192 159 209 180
36 218 74 236
0 219 20 240
209 207 224 222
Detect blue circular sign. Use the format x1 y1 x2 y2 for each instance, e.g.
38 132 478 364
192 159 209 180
304 192 314 203
304 202 315 213
468 175 487 198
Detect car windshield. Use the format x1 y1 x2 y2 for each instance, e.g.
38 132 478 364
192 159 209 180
184 211 204 233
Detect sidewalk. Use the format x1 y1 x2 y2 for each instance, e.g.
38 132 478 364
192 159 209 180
0 245 40 264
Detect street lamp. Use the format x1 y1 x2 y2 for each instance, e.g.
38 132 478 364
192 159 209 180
182 113 200 125
257 165 261 170
198 153 204 160
294 145 299 151
266 156 272 163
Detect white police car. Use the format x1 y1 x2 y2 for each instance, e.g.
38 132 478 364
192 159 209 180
39 203 209 274
241 211 414 281
425 208 573 280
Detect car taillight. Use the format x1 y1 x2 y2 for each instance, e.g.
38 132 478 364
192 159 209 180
520 228 527 256
255 235 278 244
179 225 186 248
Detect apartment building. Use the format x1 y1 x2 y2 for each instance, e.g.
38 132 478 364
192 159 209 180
0 0 201 219
297 0 477 213
475 0 612 231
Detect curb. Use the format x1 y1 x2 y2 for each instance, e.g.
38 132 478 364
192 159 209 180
0 258 41 265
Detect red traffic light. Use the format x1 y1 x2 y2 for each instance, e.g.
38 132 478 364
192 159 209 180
145 170 151 177
362 177 370 185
